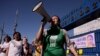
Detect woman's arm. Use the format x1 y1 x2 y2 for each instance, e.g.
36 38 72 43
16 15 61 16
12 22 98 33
6 47 9 56
63 29 78 56
6 44 10 56
36 19 47 42
69 44 78 56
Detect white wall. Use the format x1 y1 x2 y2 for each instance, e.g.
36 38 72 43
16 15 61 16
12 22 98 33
68 17 100 37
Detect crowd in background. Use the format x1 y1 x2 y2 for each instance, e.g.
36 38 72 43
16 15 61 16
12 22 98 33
0 32 42 56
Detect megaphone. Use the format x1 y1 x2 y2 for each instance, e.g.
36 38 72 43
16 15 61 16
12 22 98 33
32 2 51 22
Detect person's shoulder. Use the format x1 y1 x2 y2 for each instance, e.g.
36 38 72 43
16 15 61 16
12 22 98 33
10 40 14 43
61 29 68 33
43 29 48 35
44 29 47 32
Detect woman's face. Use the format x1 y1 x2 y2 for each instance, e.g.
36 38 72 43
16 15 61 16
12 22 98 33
5 37 9 42
14 33 20 41
23 38 27 44
51 16 59 26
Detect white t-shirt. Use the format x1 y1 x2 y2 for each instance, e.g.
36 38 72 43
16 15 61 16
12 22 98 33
0 42 10 56
8 40 23 56
1 42 10 48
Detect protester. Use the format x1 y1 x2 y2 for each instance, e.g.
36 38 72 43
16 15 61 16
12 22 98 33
33 41 42 56
35 16 78 56
7 32 23 56
0 35 11 56
31 40 35 56
23 37 33 56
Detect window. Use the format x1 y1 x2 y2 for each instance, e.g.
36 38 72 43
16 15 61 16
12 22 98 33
92 2 97 9
85 6 90 13
80 10 84 16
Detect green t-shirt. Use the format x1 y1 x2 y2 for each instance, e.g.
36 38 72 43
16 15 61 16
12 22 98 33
42 28 66 56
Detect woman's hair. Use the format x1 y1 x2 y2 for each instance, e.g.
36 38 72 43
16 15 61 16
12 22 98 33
13 32 21 40
51 15 61 28
4 35 11 42
23 37 28 41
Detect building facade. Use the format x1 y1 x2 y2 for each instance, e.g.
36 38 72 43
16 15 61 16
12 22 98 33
61 0 100 56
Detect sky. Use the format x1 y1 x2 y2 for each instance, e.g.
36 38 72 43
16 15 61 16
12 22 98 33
0 0 82 43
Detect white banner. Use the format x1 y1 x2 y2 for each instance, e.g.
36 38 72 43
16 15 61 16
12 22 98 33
68 17 100 37
70 33 96 48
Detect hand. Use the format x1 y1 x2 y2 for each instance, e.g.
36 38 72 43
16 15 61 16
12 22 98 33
41 17 47 27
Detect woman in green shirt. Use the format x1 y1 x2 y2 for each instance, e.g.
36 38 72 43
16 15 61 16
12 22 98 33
35 16 78 56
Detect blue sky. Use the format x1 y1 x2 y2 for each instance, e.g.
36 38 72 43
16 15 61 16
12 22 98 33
0 0 82 43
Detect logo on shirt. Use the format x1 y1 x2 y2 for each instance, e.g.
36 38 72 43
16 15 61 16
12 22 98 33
50 35 58 47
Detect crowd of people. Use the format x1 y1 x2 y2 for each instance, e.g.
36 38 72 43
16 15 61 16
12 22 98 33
0 15 78 56
0 32 43 56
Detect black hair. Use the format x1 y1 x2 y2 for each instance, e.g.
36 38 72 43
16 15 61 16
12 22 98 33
4 35 11 42
13 32 21 41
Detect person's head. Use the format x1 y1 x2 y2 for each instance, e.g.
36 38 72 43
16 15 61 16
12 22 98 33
4 35 11 42
22 37 28 44
87 34 94 47
13 32 21 41
35 41 41 46
87 35 93 41
50 15 61 27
